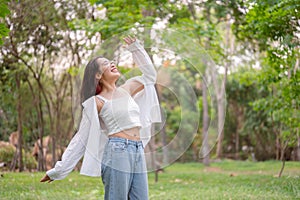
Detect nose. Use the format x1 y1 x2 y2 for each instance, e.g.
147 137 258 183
110 60 115 67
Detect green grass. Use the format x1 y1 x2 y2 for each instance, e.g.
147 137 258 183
1 160 300 200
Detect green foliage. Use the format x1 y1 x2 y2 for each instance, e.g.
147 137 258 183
237 0 300 49
0 0 10 45
22 151 37 170
0 0 10 18
225 62 299 160
0 144 15 163
0 146 37 171
81 0 166 40
0 67 18 140
67 66 81 77
231 0 300 160
225 68 278 160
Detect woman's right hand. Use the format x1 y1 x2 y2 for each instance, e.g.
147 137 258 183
40 174 53 183
123 35 136 45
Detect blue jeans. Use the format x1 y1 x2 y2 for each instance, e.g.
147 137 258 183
101 137 149 200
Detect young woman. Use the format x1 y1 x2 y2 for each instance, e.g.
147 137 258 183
40 36 161 200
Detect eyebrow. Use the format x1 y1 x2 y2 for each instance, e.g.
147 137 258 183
102 60 110 65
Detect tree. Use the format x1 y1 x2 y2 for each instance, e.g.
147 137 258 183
1 0 101 171
233 0 300 176
169 0 233 161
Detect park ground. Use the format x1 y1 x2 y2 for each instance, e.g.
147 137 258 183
1 160 300 200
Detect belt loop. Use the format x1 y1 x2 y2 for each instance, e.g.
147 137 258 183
126 139 128 146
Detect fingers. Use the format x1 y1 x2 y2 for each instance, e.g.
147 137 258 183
40 177 48 182
123 35 136 45
40 174 53 183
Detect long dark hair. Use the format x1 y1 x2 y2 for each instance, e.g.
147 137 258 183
80 56 103 103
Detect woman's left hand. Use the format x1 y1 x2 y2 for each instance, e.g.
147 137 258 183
40 174 53 183
123 35 136 45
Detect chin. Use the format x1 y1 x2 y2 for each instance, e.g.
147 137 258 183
112 73 121 81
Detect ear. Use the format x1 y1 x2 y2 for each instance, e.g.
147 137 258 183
95 73 102 80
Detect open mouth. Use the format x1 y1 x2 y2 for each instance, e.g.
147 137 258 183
111 67 118 72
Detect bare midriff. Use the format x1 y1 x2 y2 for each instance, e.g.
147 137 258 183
109 126 141 141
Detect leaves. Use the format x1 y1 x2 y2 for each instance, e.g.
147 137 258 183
237 0 300 50
0 0 10 18
0 0 10 45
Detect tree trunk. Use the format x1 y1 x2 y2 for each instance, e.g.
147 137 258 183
296 135 300 161
235 106 243 159
200 5 212 166
160 121 168 165
51 73 67 166
215 14 231 158
275 132 280 160
25 78 45 170
235 127 240 160
16 73 24 172
9 148 18 171
52 96 60 167
148 129 158 183
202 75 210 166
278 140 288 177
157 91 168 165
216 97 226 158
278 158 285 178
37 90 45 171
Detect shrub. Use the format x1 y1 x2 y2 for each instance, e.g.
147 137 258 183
0 145 37 171
0 145 15 166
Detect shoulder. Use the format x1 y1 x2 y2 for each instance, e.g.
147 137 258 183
120 80 144 97
94 96 104 113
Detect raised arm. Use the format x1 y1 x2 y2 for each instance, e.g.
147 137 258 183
125 36 156 83
121 36 157 96
123 36 161 147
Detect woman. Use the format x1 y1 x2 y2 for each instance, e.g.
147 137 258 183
40 36 161 200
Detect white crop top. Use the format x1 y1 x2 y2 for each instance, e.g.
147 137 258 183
96 91 142 135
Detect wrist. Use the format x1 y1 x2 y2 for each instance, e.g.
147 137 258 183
46 168 57 180
127 40 142 52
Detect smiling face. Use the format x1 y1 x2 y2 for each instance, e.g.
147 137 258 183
96 57 120 83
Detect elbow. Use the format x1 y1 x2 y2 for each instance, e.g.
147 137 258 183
144 71 157 84
150 70 157 83
149 64 157 83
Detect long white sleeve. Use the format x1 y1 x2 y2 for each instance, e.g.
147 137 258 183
46 110 90 180
126 40 162 147
127 40 157 84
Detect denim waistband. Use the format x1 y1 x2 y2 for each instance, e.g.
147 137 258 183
109 137 143 146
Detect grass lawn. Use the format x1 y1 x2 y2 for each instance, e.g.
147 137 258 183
1 160 299 200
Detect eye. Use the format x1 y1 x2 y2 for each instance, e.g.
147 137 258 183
103 61 109 66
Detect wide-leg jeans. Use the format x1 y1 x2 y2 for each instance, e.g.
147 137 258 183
101 137 148 200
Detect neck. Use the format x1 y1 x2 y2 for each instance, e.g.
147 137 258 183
101 82 117 94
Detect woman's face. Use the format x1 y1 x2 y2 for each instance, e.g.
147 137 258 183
96 57 120 82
